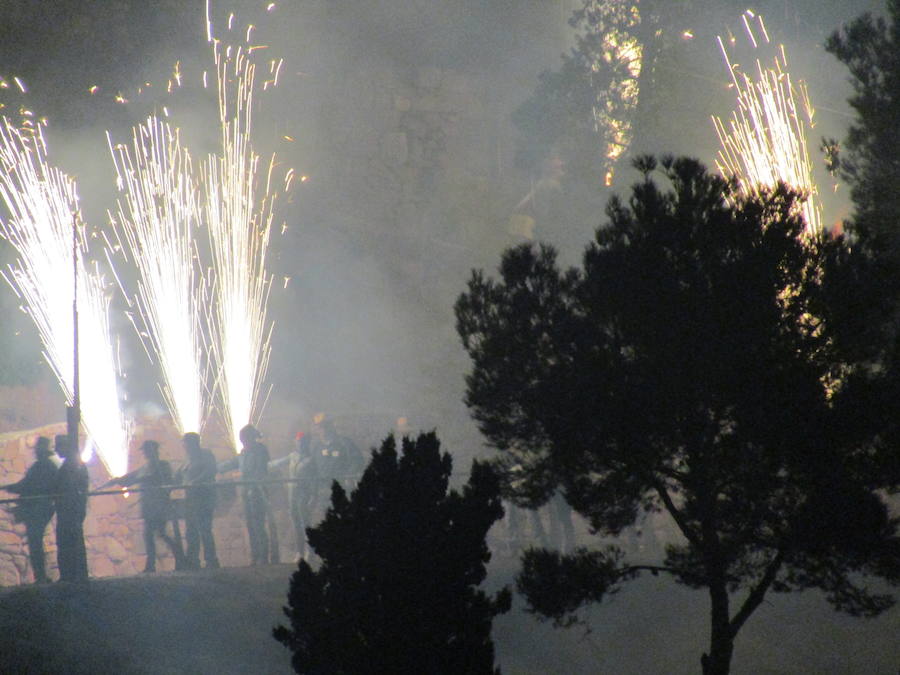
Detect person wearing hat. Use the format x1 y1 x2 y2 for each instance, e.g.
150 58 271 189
0 436 59 583
219 424 277 565
52 434 89 583
102 440 186 573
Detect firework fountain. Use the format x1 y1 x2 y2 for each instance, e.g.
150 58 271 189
202 9 281 450
0 2 287 474
712 10 822 237
108 116 210 436
0 119 132 476
102 4 287 449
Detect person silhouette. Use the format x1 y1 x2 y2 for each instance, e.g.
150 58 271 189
53 434 89 583
177 433 219 570
103 440 186 573
0 436 59 583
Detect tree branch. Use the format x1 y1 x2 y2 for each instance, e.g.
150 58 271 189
621 564 680 578
652 477 703 548
728 549 786 636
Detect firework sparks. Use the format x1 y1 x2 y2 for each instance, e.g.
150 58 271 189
712 11 822 236
108 115 210 435
580 3 642 186
202 11 279 450
0 120 132 476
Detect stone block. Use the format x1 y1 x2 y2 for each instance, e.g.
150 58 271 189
91 556 116 579
106 537 129 563
91 493 124 517
0 528 22 548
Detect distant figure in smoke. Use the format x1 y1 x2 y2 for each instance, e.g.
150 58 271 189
0 436 59 583
103 440 186 573
269 430 316 562
53 434 89 583
177 432 219 570
307 413 364 521
220 424 278 565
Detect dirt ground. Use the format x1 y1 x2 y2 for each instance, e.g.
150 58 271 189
0 559 897 674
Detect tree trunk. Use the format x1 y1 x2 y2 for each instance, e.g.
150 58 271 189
702 578 734 675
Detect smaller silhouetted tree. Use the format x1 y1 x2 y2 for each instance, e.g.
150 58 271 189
826 0 900 264
273 432 511 675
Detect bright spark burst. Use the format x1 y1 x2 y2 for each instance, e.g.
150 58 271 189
0 120 132 476
108 115 210 435
712 11 822 236
202 10 278 450
583 2 642 185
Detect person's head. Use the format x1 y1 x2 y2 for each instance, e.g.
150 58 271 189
54 434 70 459
239 424 261 447
140 440 160 460
182 432 201 454
32 436 52 460
311 412 333 440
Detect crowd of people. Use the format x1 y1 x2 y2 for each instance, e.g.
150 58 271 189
0 414 365 584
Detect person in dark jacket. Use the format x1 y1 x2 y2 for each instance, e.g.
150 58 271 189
177 432 219 570
103 440 186 573
53 434 89 583
1 436 59 583
308 415 364 509
220 424 276 565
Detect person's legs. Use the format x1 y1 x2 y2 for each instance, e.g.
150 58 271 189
199 504 219 569
159 520 186 569
143 519 158 572
243 492 264 564
290 498 306 559
56 518 74 581
265 497 279 564
184 505 201 569
25 519 49 582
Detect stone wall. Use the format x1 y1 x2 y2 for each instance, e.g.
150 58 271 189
0 418 296 586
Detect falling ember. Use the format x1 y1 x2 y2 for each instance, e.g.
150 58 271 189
712 11 822 236
0 120 132 476
107 116 211 435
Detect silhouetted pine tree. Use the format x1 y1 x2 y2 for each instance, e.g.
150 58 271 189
456 156 900 675
274 431 511 675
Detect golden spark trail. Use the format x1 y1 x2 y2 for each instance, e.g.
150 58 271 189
712 11 822 236
203 11 277 450
0 120 132 476
108 115 211 435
